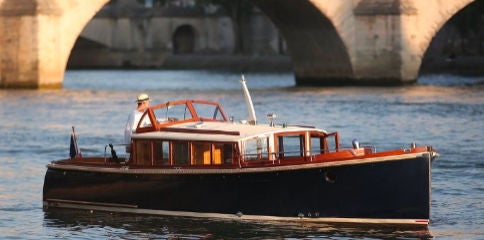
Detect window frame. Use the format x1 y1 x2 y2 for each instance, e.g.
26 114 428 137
274 132 306 160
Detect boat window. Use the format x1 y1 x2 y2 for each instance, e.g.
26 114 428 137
173 141 190 165
244 137 268 161
153 140 170 166
277 134 304 159
192 142 211 165
325 137 336 152
326 139 336 152
156 103 192 122
135 140 151 166
310 135 325 154
152 107 169 123
192 102 224 121
191 142 234 165
137 112 153 128
214 143 234 164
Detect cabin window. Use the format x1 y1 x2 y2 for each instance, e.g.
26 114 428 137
277 134 304 159
191 142 234 165
134 140 234 166
325 136 336 152
324 134 338 152
214 143 234 164
310 135 325 154
135 140 151 165
244 137 268 161
192 142 212 165
173 141 190 165
153 140 170 166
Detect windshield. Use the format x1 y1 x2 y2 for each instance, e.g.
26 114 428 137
192 102 225 121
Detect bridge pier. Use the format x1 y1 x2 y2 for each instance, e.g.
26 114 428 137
0 1 65 88
347 0 421 86
252 0 422 86
0 0 109 89
253 0 474 86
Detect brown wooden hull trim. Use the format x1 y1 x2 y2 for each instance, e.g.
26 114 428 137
47 152 432 175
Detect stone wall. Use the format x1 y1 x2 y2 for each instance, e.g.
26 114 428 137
67 1 285 69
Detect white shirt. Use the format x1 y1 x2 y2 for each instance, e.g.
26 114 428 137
124 109 145 145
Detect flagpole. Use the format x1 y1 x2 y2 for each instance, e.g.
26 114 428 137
71 126 80 158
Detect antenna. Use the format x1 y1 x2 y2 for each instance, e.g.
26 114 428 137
240 75 256 125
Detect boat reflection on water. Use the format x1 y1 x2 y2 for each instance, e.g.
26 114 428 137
43 209 433 239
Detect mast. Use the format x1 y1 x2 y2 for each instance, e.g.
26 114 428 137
240 75 256 125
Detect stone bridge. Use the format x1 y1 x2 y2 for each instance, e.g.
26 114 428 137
0 0 476 88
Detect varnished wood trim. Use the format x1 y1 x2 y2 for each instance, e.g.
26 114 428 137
160 127 240 136
47 152 430 175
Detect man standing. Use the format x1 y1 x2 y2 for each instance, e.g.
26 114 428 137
124 93 150 152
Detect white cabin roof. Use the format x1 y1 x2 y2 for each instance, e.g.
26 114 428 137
131 121 326 142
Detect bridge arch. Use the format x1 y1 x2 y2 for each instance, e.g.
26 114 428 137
173 25 196 54
59 1 111 45
250 0 353 86
415 0 477 58
418 0 480 75
57 0 111 71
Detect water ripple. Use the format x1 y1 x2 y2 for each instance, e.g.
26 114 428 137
0 71 482 239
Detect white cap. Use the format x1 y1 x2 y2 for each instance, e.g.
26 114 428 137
135 93 150 103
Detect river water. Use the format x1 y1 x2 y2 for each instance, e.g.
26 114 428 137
0 70 482 239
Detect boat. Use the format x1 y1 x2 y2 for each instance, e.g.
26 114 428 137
43 77 438 228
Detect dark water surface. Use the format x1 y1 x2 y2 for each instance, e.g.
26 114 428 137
0 70 482 239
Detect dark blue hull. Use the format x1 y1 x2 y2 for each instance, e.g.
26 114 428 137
43 153 431 225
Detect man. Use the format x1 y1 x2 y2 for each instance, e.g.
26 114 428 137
124 93 150 152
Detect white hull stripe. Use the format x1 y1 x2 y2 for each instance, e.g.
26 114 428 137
44 199 429 226
47 152 430 175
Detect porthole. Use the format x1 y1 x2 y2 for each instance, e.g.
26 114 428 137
324 171 336 183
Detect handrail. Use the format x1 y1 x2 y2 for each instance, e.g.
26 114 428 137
104 143 127 164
